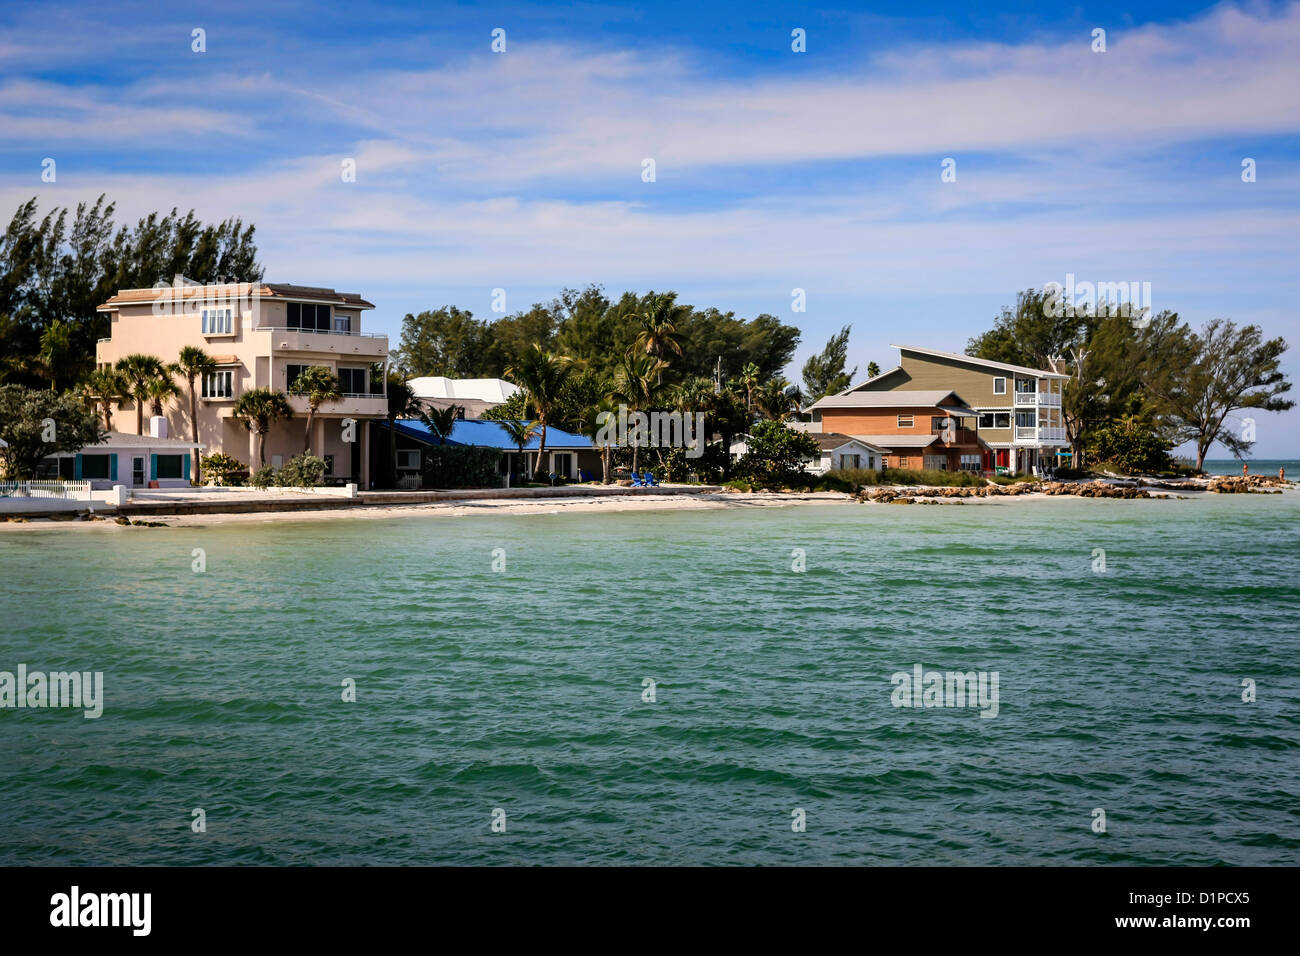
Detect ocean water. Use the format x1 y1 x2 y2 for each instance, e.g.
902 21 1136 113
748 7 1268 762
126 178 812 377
1 494 1297 866
1202 459 1298 477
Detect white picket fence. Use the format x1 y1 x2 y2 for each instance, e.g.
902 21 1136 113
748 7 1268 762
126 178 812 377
0 480 93 501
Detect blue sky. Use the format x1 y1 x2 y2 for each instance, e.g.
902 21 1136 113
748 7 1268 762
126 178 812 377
3 0 1297 456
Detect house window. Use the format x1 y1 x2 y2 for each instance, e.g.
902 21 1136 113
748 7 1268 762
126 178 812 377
334 312 352 333
842 454 860 469
898 457 910 468
924 455 947 470
201 308 232 334
202 370 233 398
323 455 335 476
993 377 1006 394
155 455 183 479
396 450 420 471
1016 411 1036 428
338 367 367 395
286 364 328 391
897 414 914 428
959 454 982 472
978 412 1011 429
80 454 112 479
287 302 332 332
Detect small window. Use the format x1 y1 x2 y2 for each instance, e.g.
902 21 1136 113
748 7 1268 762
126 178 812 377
334 312 352 333
155 455 183 479
202 370 233 398
993 377 1006 395
80 454 112 479
843 454 860 469
897 414 914 428
201 308 232 334
898 457 910 468
396 450 420 471
287 302 301 329
323 454 334 476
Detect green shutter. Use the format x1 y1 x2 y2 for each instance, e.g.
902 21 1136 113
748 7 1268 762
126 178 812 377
110 456 118 481
150 454 158 480
183 455 191 480
74 454 83 479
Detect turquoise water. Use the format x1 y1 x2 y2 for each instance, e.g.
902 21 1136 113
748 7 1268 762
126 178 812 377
1202 459 1298 476
1 494 1298 866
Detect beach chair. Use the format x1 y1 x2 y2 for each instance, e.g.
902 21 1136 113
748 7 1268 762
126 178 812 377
643 472 658 487
630 471 644 486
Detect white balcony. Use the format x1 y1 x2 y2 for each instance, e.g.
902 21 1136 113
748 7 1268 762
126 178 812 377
258 326 388 358
1014 391 1062 407
1014 426 1067 445
287 394 387 418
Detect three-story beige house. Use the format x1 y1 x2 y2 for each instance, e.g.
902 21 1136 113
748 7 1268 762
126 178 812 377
95 281 388 487
808 344 1069 475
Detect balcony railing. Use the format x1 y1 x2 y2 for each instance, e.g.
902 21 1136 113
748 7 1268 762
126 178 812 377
257 326 385 338
1014 391 1063 407
1015 426 1067 443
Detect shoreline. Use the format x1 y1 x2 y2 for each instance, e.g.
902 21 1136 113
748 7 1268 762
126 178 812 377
1 480 1295 530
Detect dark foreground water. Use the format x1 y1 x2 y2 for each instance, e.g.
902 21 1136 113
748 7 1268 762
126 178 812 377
1 493 1297 865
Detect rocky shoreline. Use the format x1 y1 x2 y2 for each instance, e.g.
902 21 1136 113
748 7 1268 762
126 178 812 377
855 473 1293 504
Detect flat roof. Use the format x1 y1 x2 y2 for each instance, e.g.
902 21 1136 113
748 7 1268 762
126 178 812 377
98 282 374 311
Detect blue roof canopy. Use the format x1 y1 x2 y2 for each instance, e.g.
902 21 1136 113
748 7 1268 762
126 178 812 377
388 418 594 451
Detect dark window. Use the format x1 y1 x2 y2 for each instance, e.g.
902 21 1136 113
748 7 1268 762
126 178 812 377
323 454 335 476
156 455 183 479
287 302 301 329
978 412 1010 429
81 454 111 479
287 364 307 391
338 367 366 394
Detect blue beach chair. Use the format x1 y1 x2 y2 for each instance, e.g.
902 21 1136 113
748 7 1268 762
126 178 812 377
630 471 644 486
643 472 658 487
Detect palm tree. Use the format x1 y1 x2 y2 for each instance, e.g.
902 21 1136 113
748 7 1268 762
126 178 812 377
115 353 169 435
576 395 618 484
290 366 342 453
145 375 181 417
80 367 127 431
634 292 684 384
610 351 666 474
384 378 423 487
172 346 217 484
37 319 74 392
755 378 800 421
419 404 462 444
739 362 761 415
232 388 292 466
505 345 575 475
496 418 539 486
866 361 881 379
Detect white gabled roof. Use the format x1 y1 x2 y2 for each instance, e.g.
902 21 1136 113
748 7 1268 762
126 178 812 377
407 377 521 403
893 344 1069 380
807 389 970 412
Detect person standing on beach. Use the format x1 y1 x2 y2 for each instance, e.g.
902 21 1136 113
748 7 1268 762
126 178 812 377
1243 462 1249 477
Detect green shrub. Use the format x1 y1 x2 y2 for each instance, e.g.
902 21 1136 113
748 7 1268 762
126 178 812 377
279 453 327 488
421 444 501 488
662 443 729 483
200 452 247 486
988 473 1039 485
248 465 278 489
1085 422 1175 474
736 420 821 489
837 467 984 487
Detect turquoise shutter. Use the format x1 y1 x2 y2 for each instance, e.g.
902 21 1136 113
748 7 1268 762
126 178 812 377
183 455 191 480
110 456 118 481
150 454 158 480
74 454 83 479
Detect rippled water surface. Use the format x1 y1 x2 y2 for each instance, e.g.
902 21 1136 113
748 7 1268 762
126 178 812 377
1 493 1297 865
